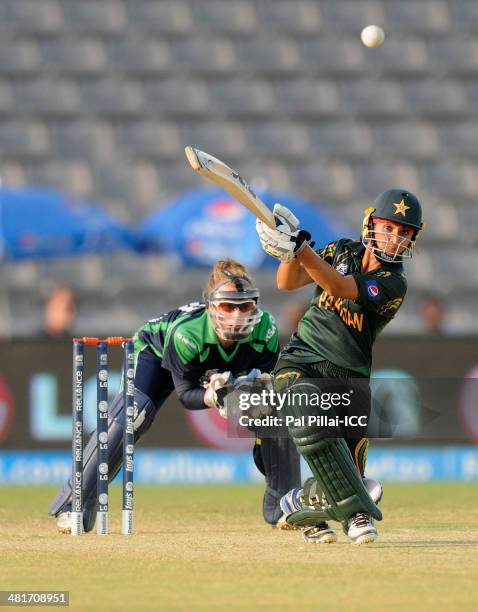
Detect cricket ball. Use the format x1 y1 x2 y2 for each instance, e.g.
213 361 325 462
361 25 385 48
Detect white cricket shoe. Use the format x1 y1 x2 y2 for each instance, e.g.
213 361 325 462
346 512 377 545
303 522 338 544
56 511 72 534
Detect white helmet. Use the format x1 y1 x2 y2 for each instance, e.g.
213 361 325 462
206 274 262 341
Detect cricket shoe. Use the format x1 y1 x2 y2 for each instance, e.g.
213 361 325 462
303 522 338 544
279 487 336 540
56 511 72 534
346 513 377 545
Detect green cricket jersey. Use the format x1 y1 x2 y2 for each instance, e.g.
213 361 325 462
133 302 279 410
281 239 407 376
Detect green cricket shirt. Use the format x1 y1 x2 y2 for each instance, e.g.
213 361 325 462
133 303 279 410
281 239 407 376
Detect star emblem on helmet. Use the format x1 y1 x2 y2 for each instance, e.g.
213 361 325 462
393 199 410 216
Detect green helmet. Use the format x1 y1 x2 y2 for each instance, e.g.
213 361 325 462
372 188 423 229
362 188 425 262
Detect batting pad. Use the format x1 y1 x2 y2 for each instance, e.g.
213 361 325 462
298 437 382 522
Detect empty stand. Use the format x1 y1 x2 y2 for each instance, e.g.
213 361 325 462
1 0 477 336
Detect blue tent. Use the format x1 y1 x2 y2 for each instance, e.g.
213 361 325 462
135 188 352 269
0 187 134 260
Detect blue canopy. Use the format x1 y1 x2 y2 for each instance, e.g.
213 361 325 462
0 187 134 260
135 188 352 269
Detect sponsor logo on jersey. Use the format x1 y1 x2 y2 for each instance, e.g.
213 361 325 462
366 280 380 300
175 332 197 350
265 316 277 343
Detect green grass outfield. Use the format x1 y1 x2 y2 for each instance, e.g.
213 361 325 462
1 484 477 611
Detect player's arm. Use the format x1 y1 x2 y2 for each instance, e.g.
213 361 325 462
276 258 314 290
296 245 359 299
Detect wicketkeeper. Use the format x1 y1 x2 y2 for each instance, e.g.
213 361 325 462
49 259 300 532
256 188 425 544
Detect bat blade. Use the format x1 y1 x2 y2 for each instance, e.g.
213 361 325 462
185 146 275 229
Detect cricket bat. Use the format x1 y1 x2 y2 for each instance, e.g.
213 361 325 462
184 146 276 229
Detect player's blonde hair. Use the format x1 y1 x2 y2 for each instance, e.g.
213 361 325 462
204 259 255 299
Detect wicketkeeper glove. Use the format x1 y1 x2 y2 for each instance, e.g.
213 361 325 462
203 371 233 413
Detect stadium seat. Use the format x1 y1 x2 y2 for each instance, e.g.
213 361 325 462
244 121 309 159
125 1 193 35
371 122 440 160
22 160 93 197
299 39 366 75
234 38 300 75
105 40 172 76
117 121 182 160
168 38 236 76
178 121 246 158
39 38 107 76
364 39 429 76
401 80 468 116
308 122 372 159
0 40 41 76
438 122 478 155
254 0 321 34
208 79 274 117
319 0 385 32
156 162 199 195
62 0 126 35
289 160 355 199
0 121 49 158
13 78 80 116
143 79 210 117
426 39 478 75
3 0 63 34
272 79 341 117
449 0 478 32
352 162 419 199
50 121 115 161
419 162 474 197
78 78 144 117
338 79 406 117
384 1 450 34
190 0 257 34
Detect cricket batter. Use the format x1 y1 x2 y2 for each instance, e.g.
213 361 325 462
49 259 300 532
256 189 425 544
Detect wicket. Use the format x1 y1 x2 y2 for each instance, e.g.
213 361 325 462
71 336 135 536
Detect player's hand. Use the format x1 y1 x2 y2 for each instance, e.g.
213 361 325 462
273 203 314 255
256 218 297 263
204 371 232 411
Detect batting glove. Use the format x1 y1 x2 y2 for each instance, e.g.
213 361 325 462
256 218 296 262
273 203 314 255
